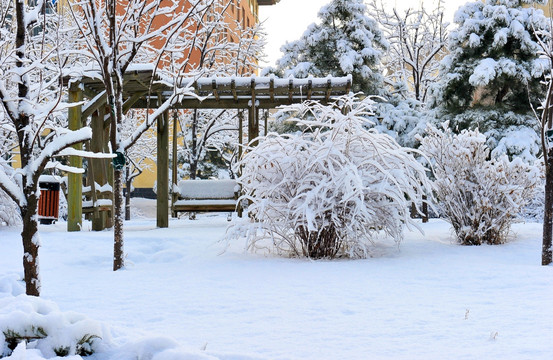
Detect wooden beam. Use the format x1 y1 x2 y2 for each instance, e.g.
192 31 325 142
123 91 148 114
67 83 83 232
82 91 107 119
307 79 312 100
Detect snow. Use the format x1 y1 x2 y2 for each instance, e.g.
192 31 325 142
1 203 552 359
176 180 237 199
37 176 61 184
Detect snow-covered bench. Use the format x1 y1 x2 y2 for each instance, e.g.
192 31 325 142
172 179 241 219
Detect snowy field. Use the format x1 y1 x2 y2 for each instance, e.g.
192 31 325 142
1 200 552 360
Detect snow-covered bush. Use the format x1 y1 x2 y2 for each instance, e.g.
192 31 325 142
230 95 432 259
419 123 539 245
0 188 21 227
0 275 104 358
370 98 437 148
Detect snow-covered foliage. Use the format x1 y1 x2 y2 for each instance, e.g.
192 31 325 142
271 0 387 95
0 274 221 360
419 123 539 245
442 109 542 161
0 188 21 227
368 0 448 103
0 274 104 358
430 0 549 163
434 0 549 112
370 98 438 148
229 95 432 259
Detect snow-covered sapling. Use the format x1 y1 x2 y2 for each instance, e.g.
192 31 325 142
419 123 539 245
230 95 432 259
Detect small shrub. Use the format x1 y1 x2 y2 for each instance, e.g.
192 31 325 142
229 95 432 259
418 123 539 245
0 294 102 358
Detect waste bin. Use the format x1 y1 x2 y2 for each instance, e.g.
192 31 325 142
38 175 61 225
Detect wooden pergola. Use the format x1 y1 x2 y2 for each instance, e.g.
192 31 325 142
65 69 352 230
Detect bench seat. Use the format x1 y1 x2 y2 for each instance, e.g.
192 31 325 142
172 179 241 217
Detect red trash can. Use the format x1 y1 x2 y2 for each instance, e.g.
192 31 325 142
38 175 60 225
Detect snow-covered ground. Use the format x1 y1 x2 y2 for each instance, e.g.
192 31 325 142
1 199 552 359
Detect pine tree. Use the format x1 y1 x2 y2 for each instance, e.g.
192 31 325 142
432 0 549 160
275 0 387 95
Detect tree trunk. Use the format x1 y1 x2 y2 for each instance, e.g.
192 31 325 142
543 147 553 265
16 0 40 296
21 189 40 296
125 165 131 221
113 168 125 270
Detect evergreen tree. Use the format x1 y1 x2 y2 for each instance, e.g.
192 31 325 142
432 0 549 160
274 0 387 95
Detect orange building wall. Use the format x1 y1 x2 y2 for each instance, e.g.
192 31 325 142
132 0 264 192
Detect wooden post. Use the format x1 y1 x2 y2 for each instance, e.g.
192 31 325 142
91 109 108 230
248 103 258 145
171 111 178 218
238 110 244 161
103 106 113 228
248 79 259 145
68 83 83 232
157 107 169 228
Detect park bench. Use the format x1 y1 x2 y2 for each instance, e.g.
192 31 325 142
172 179 241 219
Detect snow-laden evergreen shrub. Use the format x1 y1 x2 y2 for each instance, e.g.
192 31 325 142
230 95 432 259
419 123 539 245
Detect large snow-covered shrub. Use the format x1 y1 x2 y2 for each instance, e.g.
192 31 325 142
419 123 539 245
230 95 432 259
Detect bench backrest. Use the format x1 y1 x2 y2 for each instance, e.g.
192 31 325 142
177 180 238 200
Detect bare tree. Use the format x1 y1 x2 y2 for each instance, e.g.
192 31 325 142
368 0 448 103
0 0 94 295
68 0 211 270
179 1 266 179
120 110 156 220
